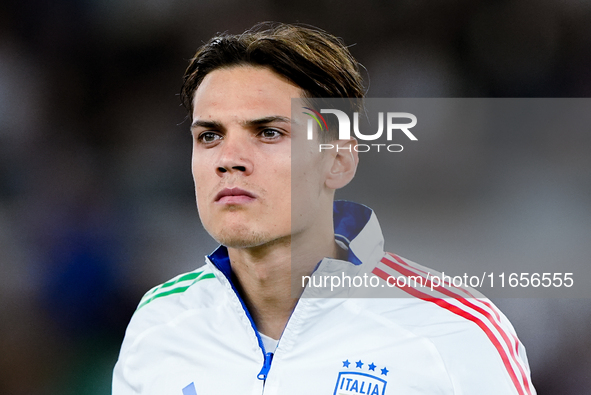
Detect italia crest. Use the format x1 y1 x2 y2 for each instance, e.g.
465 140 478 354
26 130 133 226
333 359 388 395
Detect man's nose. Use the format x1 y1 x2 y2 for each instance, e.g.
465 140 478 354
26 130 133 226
215 132 254 177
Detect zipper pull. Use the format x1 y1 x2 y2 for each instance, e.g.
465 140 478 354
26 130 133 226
257 352 274 380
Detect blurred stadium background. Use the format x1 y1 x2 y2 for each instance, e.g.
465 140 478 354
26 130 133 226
1 0 590 393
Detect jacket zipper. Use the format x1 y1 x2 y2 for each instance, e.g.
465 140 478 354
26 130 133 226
257 352 274 380
208 258 275 381
228 279 272 381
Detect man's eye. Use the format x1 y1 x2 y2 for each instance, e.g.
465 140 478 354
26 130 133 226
198 132 222 143
259 129 281 139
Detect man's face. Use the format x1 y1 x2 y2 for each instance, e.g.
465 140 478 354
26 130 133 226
191 66 328 249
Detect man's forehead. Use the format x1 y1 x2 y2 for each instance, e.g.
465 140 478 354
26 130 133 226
190 95 294 121
193 66 302 104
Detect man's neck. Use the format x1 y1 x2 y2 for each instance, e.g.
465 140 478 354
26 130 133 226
227 229 340 341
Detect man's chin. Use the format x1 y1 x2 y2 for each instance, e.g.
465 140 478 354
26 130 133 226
209 228 272 249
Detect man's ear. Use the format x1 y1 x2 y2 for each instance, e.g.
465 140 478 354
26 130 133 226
325 138 359 190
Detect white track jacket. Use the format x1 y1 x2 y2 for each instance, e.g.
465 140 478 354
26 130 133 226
113 201 536 395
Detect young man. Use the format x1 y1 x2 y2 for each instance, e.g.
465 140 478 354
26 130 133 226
113 23 536 395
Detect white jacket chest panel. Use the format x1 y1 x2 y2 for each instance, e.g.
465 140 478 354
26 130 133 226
123 296 456 395
123 300 266 394
270 307 454 395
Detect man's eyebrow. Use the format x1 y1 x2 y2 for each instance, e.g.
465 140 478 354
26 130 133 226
191 116 290 130
242 116 291 127
191 119 223 130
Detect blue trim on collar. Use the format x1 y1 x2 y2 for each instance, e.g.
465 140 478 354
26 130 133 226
333 200 373 265
209 245 232 278
207 245 269 361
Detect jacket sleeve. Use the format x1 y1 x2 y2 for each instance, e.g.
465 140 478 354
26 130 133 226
112 353 136 395
428 298 536 395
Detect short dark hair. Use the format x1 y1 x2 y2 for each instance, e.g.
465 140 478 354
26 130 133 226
180 22 365 140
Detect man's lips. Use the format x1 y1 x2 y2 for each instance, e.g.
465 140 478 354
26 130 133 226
214 187 257 204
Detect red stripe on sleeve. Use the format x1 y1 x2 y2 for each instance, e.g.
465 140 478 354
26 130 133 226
388 253 501 321
372 266 530 395
380 254 531 394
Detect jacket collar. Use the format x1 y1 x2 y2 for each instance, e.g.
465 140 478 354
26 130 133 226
333 200 384 267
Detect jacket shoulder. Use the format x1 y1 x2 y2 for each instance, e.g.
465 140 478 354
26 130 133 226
368 252 535 395
121 264 218 349
113 263 222 394
136 265 216 311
